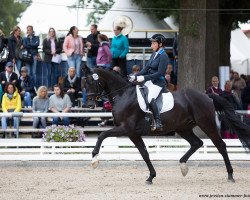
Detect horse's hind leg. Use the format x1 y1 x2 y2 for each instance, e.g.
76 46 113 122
129 135 156 185
199 123 235 182
177 130 203 176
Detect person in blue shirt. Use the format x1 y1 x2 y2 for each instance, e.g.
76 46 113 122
130 34 169 131
23 25 40 87
111 26 129 76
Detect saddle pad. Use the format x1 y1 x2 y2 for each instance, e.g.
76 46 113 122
136 85 174 113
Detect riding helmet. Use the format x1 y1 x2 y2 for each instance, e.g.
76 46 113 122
150 34 166 46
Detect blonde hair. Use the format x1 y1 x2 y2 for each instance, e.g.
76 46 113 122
37 86 48 99
11 26 21 35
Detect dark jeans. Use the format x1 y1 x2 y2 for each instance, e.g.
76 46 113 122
112 57 127 76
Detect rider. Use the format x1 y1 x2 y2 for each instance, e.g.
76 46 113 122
130 34 169 131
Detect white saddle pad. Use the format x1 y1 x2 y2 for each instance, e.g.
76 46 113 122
136 84 174 113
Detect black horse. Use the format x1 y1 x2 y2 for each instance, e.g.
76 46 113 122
85 67 250 184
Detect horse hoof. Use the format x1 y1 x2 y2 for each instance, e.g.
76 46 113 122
91 155 99 169
227 174 235 183
145 180 153 185
180 163 189 177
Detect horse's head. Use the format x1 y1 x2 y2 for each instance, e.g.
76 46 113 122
84 67 130 107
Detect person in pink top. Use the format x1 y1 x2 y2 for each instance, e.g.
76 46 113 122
96 34 112 68
63 26 84 77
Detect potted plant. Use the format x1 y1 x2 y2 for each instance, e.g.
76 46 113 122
42 125 85 142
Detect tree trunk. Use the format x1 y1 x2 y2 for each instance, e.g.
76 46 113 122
219 22 232 67
178 0 219 91
178 0 206 91
205 0 219 88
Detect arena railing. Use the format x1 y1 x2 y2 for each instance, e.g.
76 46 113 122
0 110 248 139
0 112 113 138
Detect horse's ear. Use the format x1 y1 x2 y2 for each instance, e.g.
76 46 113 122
82 63 92 76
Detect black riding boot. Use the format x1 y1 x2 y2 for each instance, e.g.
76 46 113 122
150 99 163 131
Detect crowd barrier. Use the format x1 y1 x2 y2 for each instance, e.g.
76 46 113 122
0 110 249 138
0 138 249 161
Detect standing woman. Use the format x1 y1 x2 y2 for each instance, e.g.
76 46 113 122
23 25 40 86
7 26 23 72
129 34 169 131
32 86 49 129
42 27 62 89
63 26 84 78
1 83 21 138
96 34 112 68
111 26 129 76
49 84 72 126
0 29 8 71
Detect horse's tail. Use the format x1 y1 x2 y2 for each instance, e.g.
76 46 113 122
208 93 250 150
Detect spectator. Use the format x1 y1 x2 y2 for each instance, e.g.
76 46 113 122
7 25 23 72
220 80 241 139
0 62 18 91
63 67 81 107
172 34 178 78
165 63 177 85
32 86 49 129
241 76 250 110
17 66 35 108
129 65 140 76
111 26 129 76
232 72 246 99
113 66 121 73
229 70 234 81
42 27 62 89
86 24 100 69
96 34 112 68
1 83 21 138
0 29 8 71
63 26 84 78
49 84 72 126
23 25 40 85
206 76 223 95
221 80 242 110
165 74 175 92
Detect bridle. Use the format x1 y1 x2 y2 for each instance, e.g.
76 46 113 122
84 74 131 102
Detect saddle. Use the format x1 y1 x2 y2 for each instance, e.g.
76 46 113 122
136 81 174 114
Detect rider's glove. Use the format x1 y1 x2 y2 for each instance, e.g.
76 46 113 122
136 76 145 82
129 75 135 82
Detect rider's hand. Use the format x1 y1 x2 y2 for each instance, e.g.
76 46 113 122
136 76 145 82
129 75 135 82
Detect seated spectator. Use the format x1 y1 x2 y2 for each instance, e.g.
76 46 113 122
113 66 121 74
0 62 18 91
241 76 250 110
18 66 35 107
62 67 81 107
1 83 21 138
96 34 112 68
232 72 246 99
129 65 140 76
165 63 177 85
220 80 242 139
98 100 112 127
49 84 72 126
221 80 242 110
206 76 223 95
32 86 49 129
165 74 175 92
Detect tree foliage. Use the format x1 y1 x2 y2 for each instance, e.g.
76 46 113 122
0 0 29 36
74 0 115 25
131 0 179 22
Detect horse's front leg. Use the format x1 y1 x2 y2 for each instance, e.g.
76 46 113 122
129 135 156 185
91 126 127 168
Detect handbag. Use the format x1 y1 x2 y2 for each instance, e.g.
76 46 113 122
0 47 9 63
19 48 33 63
52 54 62 64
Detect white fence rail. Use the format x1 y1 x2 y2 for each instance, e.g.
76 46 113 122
0 138 249 161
